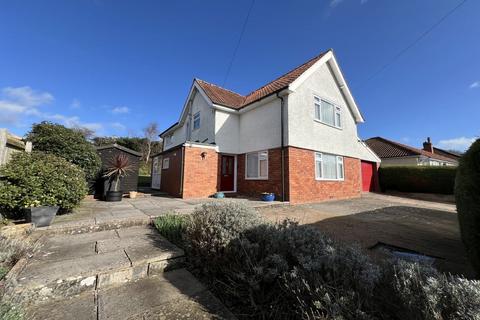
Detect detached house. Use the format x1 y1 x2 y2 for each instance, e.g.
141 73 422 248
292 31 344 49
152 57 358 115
365 137 459 167
151 49 380 204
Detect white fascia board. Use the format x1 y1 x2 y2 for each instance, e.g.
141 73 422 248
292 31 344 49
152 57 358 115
358 139 382 163
289 51 364 123
183 141 219 151
161 80 215 138
239 88 292 114
212 104 238 114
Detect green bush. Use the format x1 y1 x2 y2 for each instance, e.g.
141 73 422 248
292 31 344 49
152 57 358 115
154 214 189 247
185 202 264 274
0 302 23 320
183 202 480 319
0 152 87 214
26 122 101 181
455 138 480 276
379 166 456 194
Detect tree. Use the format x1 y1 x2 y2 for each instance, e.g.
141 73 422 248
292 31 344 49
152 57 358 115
142 122 159 164
26 122 101 181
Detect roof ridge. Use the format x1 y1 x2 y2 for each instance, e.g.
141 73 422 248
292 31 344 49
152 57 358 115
244 50 329 99
195 78 245 98
374 136 423 155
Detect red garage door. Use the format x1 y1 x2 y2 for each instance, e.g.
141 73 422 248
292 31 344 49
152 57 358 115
361 161 375 192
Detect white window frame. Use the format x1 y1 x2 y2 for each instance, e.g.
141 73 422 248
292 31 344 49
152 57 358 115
162 157 170 169
315 152 344 181
314 95 342 129
245 150 268 180
193 112 200 130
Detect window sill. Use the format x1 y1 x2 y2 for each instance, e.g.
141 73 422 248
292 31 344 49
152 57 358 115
313 119 342 130
315 178 344 182
245 177 269 181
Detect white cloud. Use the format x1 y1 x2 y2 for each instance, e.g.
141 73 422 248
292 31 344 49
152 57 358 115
110 122 126 131
330 0 344 7
111 106 130 114
2 86 54 107
469 81 480 89
70 98 81 109
438 137 477 151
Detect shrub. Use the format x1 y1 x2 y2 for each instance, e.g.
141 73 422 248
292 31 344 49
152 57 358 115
0 152 87 214
154 214 189 247
0 302 23 320
182 202 480 319
455 139 480 276
379 166 456 194
185 202 264 273
0 234 36 282
26 122 101 181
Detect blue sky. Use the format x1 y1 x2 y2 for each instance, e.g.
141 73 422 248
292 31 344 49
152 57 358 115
0 0 478 151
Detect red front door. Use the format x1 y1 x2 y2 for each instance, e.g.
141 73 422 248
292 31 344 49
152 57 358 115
361 161 375 192
220 155 235 192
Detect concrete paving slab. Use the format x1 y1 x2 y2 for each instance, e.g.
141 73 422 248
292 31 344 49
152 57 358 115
27 291 96 320
18 249 130 287
97 269 215 320
34 241 95 262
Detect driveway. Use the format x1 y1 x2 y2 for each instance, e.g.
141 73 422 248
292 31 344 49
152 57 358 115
258 193 474 278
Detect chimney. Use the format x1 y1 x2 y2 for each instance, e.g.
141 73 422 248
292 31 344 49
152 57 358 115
423 137 433 153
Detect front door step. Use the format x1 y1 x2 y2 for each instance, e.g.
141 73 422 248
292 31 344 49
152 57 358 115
6 226 185 306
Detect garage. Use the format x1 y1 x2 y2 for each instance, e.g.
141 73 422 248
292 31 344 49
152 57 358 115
361 161 376 192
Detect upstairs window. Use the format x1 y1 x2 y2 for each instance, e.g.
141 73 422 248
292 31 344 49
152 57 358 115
246 150 268 179
314 96 342 128
193 112 201 130
315 152 344 180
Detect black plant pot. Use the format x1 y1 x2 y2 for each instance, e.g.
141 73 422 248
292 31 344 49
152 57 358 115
105 191 123 202
25 206 59 227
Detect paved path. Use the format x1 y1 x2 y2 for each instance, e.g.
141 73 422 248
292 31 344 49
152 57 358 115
49 196 284 233
8 225 234 319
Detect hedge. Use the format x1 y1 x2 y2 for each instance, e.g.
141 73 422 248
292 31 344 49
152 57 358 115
379 166 456 194
455 138 480 276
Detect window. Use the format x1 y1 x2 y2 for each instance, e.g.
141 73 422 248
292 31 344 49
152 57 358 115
162 158 170 169
193 112 200 130
314 96 342 128
246 150 268 179
315 152 344 180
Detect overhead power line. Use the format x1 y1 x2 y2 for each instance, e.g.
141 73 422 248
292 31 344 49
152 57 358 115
222 0 255 87
357 0 467 88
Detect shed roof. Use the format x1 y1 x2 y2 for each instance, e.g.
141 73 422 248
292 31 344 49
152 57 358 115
95 144 142 157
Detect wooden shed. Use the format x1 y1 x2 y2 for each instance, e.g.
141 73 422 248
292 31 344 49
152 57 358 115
95 144 142 198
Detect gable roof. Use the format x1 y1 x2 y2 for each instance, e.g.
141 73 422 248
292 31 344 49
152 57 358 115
432 147 462 160
195 51 329 109
365 137 457 163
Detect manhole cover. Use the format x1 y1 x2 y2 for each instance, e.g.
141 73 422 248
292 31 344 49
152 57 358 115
370 242 442 264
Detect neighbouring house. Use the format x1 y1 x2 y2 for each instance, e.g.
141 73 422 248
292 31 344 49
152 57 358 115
365 137 459 167
0 128 32 166
94 144 141 198
151 49 380 204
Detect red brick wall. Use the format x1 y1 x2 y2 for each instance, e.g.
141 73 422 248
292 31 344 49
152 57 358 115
286 146 361 204
182 146 219 198
237 148 285 200
159 147 183 197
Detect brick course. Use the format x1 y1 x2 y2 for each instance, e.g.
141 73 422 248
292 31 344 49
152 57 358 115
237 148 285 200
182 146 219 198
286 146 361 204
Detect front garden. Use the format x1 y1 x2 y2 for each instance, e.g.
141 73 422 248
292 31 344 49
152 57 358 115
155 202 480 319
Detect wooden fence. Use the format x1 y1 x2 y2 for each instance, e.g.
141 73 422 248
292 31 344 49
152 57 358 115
0 129 32 166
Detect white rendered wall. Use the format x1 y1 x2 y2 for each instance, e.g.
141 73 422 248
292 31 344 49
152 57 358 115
287 62 378 162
